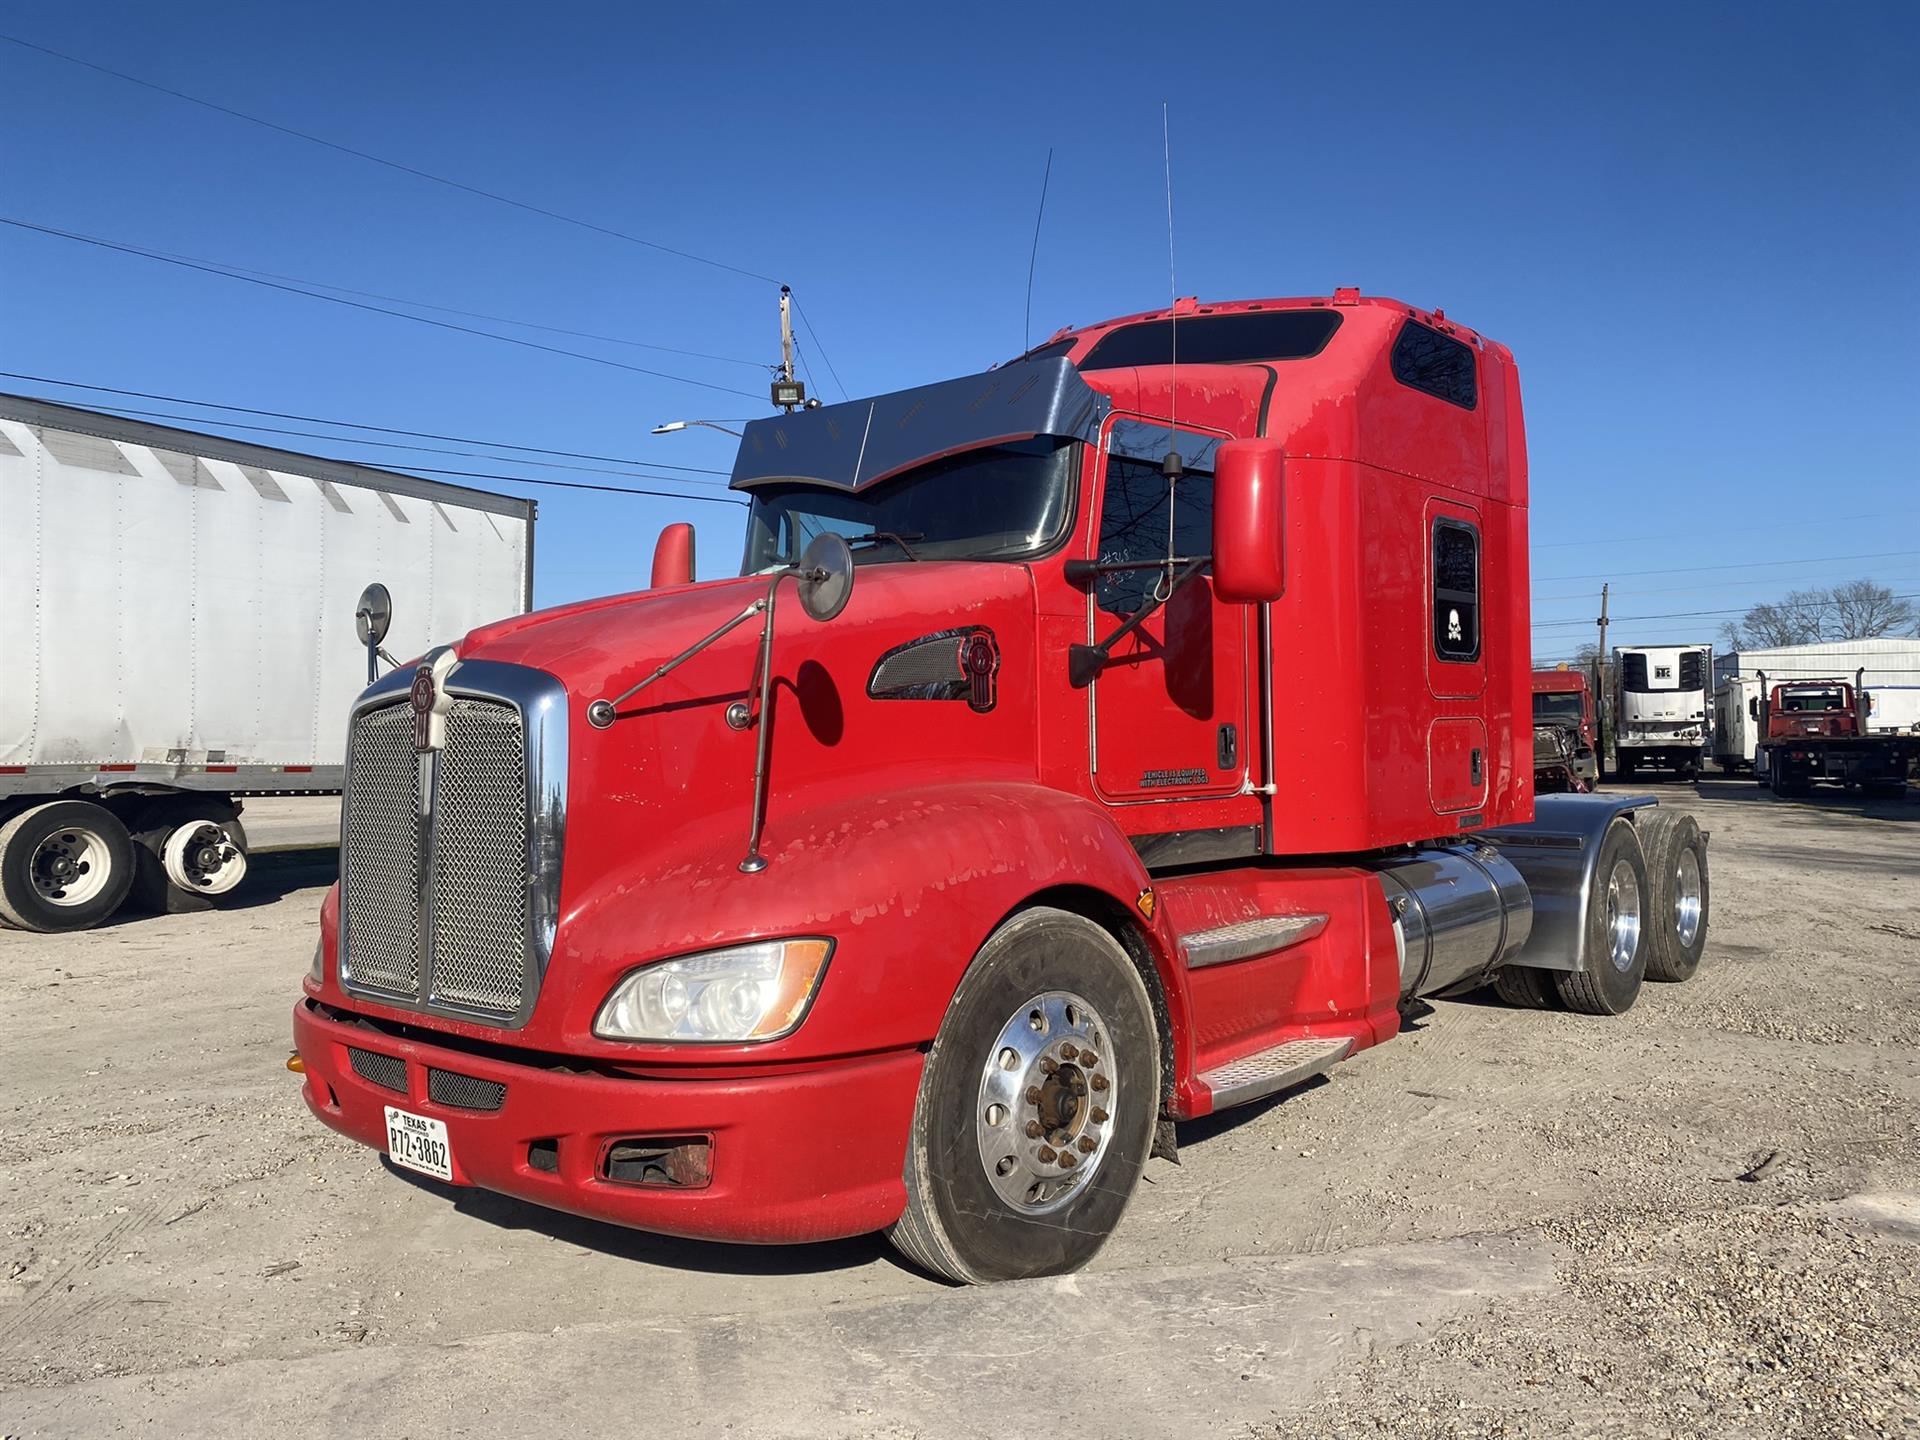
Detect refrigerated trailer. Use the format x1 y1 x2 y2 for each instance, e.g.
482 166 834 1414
1613 643 1711 779
0 394 534 932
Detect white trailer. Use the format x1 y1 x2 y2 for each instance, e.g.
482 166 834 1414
1613 643 1711 780
1866 686 1920 735
1712 674 1764 770
0 394 534 931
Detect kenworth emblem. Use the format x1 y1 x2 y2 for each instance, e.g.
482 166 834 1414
411 647 459 753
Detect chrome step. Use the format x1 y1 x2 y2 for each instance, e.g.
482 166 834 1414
1181 913 1328 970
1198 1036 1352 1110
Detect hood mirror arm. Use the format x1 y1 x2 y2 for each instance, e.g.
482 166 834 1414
586 588 777 730
1068 555 1209 688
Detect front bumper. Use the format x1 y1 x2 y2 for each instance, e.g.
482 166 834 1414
293 999 922 1244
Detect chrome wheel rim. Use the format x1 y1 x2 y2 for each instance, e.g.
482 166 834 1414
1605 858 1642 972
30 827 111 907
975 991 1115 1214
1673 848 1703 949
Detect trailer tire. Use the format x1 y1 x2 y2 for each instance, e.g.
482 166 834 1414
888 906 1159 1285
1491 965 1557 1009
128 799 249 913
0 800 138 933
1553 819 1650 1016
1638 811 1709 982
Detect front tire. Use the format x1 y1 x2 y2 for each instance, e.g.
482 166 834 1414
1554 818 1651 1016
0 799 138 932
1638 811 1709 982
888 907 1160 1284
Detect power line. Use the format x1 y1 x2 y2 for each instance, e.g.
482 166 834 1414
0 371 732 474
790 297 849 402
0 32 782 287
1 216 767 401
356 460 747 507
1533 570 1920 606
1536 548 1920 585
1531 592 1920 630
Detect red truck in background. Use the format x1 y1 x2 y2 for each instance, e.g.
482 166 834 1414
1753 672 1916 799
1531 668 1599 793
293 292 1714 1284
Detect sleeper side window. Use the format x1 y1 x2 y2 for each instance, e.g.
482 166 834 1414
1393 320 1479 409
1432 519 1480 662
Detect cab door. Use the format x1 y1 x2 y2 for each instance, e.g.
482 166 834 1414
1087 416 1249 804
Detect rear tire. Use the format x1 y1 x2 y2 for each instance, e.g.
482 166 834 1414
1637 811 1709 982
1491 965 1557 1009
128 798 249 913
1554 819 1651 1016
0 799 138 933
888 907 1159 1284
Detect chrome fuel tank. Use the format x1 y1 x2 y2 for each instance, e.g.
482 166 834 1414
1371 844 1534 998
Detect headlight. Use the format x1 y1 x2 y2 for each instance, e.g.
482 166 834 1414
593 938 833 1043
309 940 324 984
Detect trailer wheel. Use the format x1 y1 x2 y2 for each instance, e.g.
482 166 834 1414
1637 811 1709 982
888 907 1159 1284
0 800 138 933
129 799 249 912
1553 819 1650 1016
1491 965 1557 1009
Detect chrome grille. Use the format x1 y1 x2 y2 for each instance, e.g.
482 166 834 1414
338 659 566 1031
341 704 421 997
429 700 530 1015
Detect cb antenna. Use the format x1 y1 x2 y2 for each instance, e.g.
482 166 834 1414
1157 102 1182 602
1024 147 1054 355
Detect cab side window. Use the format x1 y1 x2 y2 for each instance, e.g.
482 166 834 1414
1096 456 1215 616
1432 519 1480 661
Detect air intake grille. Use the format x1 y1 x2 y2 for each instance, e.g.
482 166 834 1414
427 701 529 1015
428 1068 507 1112
348 1046 407 1094
340 667 557 1030
342 705 421 997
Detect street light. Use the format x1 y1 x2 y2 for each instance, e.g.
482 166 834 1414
652 419 743 437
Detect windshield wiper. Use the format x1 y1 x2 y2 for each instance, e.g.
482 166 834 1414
843 531 924 561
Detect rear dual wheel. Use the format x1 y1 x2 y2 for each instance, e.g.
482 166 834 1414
0 800 137 933
1638 810 1709 982
128 799 249 913
1554 819 1651 1015
889 907 1159 1285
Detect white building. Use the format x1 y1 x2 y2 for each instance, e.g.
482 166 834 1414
1713 637 1920 744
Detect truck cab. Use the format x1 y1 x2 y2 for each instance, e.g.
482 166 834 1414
293 293 1710 1283
1531 668 1598 792
1753 674 1913 797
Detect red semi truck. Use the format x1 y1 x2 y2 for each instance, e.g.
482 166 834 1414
293 292 1712 1283
1531 668 1599 793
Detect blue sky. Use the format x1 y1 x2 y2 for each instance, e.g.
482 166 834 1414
3 1 1915 657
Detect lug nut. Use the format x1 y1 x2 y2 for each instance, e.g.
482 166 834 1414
1077 1136 1096 1154
1039 1057 1057 1075
1091 1107 1109 1124
1037 1146 1058 1163
1091 1074 1109 1092
1080 1052 1099 1068
1025 1120 1044 1138
1058 1151 1077 1168
1060 1044 1079 1061
1026 1085 1043 1104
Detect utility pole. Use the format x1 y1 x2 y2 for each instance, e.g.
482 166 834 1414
1596 583 1611 772
771 285 805 413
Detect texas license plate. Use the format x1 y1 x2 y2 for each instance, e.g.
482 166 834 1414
384 1106 453 1182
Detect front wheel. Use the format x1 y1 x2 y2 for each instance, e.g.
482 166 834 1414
888 907 1160 1284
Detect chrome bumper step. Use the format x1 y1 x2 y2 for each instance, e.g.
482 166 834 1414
1199 1037 1352 1110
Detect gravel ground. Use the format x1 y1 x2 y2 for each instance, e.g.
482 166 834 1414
1 778 1916 1437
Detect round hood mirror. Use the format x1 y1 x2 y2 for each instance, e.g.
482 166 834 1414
355 582 393 646
796 533 854 623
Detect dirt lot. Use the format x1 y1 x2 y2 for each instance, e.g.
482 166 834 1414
2 782 1916 1438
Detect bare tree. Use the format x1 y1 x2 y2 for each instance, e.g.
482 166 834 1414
1827 579 1915 639
1722 589 1831 649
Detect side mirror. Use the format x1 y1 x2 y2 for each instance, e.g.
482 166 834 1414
651 523 697 588
355 582 393 684
796 532 854 622
1211 438 1286 604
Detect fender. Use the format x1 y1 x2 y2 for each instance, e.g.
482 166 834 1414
540 776 1192 1070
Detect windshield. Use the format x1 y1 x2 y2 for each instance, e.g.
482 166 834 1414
740 438 1077 572
1533 692 1586 727
1780 689 1845 712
